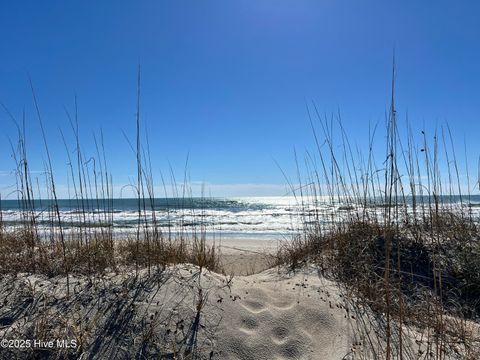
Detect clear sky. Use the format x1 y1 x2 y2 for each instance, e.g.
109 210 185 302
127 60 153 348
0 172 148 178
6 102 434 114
1 1 479 197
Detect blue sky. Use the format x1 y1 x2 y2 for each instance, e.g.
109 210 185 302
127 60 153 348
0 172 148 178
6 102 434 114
1 1 479 197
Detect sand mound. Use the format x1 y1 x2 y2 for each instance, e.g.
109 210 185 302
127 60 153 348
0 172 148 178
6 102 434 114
0 264 475 359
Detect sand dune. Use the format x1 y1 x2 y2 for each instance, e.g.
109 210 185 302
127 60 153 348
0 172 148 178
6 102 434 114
1 261 474 359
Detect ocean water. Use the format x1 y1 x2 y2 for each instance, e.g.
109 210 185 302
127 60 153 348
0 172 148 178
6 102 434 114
0 197 303 239
1 195 479 240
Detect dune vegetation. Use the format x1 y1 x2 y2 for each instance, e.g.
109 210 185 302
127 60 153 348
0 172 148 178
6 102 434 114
0 74 479 359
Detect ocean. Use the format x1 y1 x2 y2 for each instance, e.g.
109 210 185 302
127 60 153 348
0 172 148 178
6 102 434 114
1 195 479 240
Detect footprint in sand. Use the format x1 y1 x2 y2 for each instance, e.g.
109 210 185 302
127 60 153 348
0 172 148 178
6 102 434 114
279 339 307 359
239 315 259 332
232 290 324 359
240 299 268 314
271 299 295 311
271 326 290 344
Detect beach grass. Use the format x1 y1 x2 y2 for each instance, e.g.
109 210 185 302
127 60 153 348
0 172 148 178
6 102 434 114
274 74 480 358
0 74 222 280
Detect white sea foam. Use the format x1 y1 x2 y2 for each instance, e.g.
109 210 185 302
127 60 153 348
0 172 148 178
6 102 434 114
1 196 479 240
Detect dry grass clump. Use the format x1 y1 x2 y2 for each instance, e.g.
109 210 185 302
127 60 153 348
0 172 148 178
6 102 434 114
0 231 221 276
117 236 220 273
286 215 480 315
0 230 38 274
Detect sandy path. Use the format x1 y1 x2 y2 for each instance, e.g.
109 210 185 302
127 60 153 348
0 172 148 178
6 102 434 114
208 237 280 275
